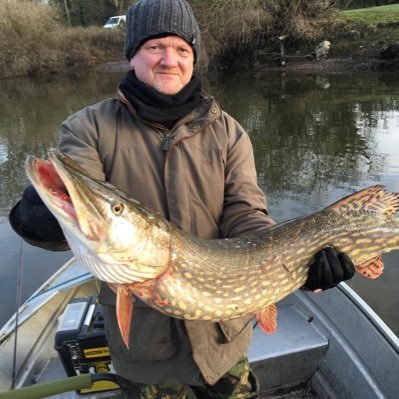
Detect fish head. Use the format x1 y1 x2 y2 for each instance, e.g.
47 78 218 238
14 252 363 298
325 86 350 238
25 149 171 283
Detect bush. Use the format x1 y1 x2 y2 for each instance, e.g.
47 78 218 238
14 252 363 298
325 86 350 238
192 0 272 60
259 0 337 41
0 0 124 78
192 0 337 64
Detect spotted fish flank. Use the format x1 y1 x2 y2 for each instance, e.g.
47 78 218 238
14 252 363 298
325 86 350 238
25 150 399 348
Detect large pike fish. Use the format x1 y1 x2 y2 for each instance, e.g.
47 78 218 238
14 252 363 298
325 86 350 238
25 149 399 348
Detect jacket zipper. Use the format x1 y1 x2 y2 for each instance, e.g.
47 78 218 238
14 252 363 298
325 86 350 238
119 97 178 151
161 132 176 151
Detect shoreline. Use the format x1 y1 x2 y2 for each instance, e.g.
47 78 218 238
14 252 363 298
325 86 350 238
96 53 399 77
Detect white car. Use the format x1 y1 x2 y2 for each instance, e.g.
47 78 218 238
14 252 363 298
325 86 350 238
103 15 126 29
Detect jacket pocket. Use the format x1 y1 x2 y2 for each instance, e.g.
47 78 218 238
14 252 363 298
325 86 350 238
217 314 254 343
103 304 177 362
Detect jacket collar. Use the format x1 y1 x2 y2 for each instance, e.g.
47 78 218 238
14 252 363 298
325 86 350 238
118 88 221 133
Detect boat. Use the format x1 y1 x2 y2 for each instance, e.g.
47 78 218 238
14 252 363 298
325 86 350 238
0 257 398 399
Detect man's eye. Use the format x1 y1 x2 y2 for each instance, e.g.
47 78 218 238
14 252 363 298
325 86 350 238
147 46 161 53
178 48 190 56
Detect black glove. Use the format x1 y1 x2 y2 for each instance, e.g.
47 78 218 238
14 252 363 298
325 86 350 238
304 247 355 291
10 184 65 242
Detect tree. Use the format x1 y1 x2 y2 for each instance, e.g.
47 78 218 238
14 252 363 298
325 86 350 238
63 0 71 27
49 0 128 26
108 0 131 14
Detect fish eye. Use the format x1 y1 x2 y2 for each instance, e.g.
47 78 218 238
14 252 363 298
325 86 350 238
112 203 125 216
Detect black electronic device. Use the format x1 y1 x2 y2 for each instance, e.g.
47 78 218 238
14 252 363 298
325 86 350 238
54 296 119 394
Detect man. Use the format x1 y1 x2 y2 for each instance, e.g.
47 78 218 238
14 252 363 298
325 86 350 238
9 0 355 397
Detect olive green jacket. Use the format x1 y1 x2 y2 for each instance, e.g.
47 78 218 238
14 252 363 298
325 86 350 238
15 91 274 385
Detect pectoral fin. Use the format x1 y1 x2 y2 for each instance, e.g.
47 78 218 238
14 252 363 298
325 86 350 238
355 255 384 279
256 304 277 334
116 284 134 349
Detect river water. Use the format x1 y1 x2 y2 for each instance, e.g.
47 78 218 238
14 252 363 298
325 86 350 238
0 67 398 334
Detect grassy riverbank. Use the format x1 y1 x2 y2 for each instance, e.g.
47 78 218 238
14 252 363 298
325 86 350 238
1 0 399 78
326 4 399 59
0 0 123 78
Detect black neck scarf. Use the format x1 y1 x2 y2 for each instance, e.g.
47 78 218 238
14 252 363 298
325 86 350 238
119 70 202 124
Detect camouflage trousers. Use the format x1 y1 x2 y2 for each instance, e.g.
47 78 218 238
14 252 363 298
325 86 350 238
118 357 259 399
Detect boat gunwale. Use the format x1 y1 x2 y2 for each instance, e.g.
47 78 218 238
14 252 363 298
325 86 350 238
0 257 92 343
337 282 399 351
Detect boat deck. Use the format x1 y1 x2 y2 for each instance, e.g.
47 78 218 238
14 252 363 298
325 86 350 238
266 387 318 398
35 355 319 399
31 301 324 399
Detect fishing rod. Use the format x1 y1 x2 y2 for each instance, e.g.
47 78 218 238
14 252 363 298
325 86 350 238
11 238 24 390
0 373 118 399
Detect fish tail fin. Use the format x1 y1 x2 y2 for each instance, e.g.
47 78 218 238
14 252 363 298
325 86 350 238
326 185 399 216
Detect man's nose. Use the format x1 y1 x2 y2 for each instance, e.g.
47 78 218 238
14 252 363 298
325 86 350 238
160 48 178 67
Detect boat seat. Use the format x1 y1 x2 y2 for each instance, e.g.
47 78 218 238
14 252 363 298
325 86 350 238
248 300 328 392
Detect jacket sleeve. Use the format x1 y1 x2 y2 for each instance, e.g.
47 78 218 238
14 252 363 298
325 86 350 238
218 113 275 237
9 199 69 251
58 105 108 181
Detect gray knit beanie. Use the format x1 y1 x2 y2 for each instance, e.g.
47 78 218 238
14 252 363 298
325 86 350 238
125 0 201 62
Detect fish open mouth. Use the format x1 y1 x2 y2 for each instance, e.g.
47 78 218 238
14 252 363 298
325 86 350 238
25 150 105 240
34 158 78 221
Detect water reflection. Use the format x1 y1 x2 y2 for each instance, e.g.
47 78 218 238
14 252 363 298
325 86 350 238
0 68 398 332
207 70 399 219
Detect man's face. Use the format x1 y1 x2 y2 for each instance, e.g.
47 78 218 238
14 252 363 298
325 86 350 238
130 35 195 95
